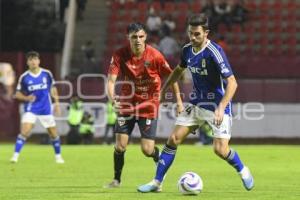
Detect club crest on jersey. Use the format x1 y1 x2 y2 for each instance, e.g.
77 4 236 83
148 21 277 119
202 59 206 68
43 77 47 84
146 119 151 125
144 61 151 67
118 117 126 126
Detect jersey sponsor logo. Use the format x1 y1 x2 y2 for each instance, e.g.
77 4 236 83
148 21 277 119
189 66 208 76
28 83 48 91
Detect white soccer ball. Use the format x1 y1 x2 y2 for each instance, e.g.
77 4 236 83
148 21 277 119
177 172 203 195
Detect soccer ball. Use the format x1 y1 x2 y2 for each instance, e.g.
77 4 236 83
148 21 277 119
177 172 203 195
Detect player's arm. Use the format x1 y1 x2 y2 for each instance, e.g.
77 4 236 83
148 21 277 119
214 75 237 126
14 91 35 102
51 86 61 116
170 81 184 115
161 65 186 100
107 74 120 109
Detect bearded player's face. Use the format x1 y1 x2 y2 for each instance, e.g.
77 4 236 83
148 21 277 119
187 25 209 48
128 29 147 53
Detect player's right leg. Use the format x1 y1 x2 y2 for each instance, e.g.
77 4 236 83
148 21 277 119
104 133 129 188
10 122 34 163
104 115 135 188
137 125 198 193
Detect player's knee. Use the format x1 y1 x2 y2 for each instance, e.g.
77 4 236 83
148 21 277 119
213 145 228 159
114 144 126 153
142 147 153 157
168 134 181 146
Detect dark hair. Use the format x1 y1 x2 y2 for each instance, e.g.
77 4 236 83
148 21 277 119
188 13 209 30
26 51 40 59
127 22 147 34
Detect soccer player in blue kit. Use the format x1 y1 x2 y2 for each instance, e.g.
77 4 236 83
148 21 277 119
138 13 254 192
10 51 64 164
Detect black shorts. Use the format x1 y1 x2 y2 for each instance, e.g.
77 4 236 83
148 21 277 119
114 115 158 140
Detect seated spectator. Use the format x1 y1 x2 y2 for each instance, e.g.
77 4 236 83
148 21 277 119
230 0 249 29
76 0 87 20
161 14 176 33
214 0 234 31
158 27 180 68
201 0 217 32
146 6 162 37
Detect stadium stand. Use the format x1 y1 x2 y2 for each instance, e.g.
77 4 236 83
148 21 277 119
104 0 300 79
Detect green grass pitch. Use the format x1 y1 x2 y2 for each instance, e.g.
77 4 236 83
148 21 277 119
0 144 299 200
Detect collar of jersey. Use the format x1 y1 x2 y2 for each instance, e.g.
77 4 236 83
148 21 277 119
28 68 42 77
191 40 211 55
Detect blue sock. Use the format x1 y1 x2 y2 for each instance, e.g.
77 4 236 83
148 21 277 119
226 148 244 172
51 136 61 155
155 144 177 183
14 134 26 153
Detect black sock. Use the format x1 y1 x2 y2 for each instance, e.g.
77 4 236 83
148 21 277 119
151 146 160 163
113 148 125 183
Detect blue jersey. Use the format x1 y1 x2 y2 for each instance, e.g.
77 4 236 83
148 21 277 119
180 40 233 115
16 68 55 115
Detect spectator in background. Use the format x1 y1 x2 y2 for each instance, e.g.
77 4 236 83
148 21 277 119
158 27 180 68
214 0 234 31
81 40 96 63
76 0 87 20
146 6 162 37
201 0 217 32
103 100 117 145
79 111 95 144
81 40 98 73
216 35 229 52
67 96 84 144
231 0 249 30
161 14 176 33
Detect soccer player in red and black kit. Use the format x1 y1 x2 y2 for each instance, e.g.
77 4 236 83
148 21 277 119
105 23 184 188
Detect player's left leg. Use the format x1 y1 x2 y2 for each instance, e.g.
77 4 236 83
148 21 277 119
47 126 64 164
213 138 254 190
208 112 254 191
40 115 64 164
139 118 160 164
138 125 198 193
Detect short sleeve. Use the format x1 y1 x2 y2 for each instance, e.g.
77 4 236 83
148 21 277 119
209 45 233 78
157 55 172 77
107 52 121 76
47 70 55 86
179 48 188 68
16 76 24 91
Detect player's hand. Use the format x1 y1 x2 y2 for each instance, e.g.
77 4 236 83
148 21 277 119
214 106 224 127
54 104 61 116
159 91 166 103
27 95 36 102
112 96 121 111
176 102 184 117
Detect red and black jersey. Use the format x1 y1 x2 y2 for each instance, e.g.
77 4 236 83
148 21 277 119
108 44 172 118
